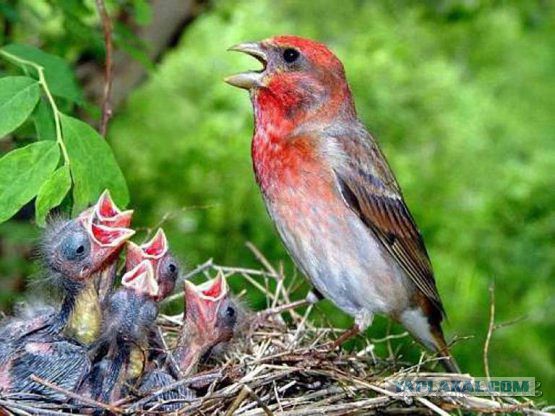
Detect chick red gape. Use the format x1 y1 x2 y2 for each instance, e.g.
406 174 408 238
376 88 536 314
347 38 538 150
176 274 237 375
125 229 179 301
78 190 134 229
227 35 459 372
96 190 134 227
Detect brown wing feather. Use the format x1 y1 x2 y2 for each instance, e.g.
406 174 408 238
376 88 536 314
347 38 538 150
331 128 445 316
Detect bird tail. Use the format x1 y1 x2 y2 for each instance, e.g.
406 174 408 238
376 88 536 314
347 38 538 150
432 330 461 373
400 307 461 373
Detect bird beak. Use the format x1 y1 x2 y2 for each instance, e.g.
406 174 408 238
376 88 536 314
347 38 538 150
76 219 134 279
184 274 228 330
88 220 134 264
121 260 159 298
125 241 144 270
225 41 267 90
89 222 135 248
125 229 168 279
94 190 133 228
141 229 168 259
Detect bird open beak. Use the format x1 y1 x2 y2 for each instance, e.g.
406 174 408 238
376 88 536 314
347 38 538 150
125 228 168 275
76 190 133 229
121 260 159 298
94 190 134 228
125 241 144 270
225 42 267 90
87 220 134 270
141 229 168 259
89 222 135 248
184 274 228 329
75 219 135 279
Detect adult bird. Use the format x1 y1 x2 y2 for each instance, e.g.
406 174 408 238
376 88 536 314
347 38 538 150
226 35 459 372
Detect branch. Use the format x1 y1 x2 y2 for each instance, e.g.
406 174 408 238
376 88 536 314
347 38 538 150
95 0 113 137
483 283 495 381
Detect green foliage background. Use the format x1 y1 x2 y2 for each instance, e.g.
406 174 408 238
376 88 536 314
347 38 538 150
1 0 554 400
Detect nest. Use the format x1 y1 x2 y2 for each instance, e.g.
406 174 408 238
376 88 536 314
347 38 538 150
0 249 551 415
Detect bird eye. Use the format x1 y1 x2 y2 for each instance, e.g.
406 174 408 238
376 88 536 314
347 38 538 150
225 306 235 318
168 263 177 273
61 231 90 261
283 48 300 63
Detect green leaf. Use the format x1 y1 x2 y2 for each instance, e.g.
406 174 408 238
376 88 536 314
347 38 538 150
60 114 129 213
35 165 71 227
0 76 40 139
33 98 56 140
1 44 83 103
0 141 60 224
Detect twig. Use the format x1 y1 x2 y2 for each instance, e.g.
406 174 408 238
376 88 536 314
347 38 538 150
225 385 251 416
415 397 450 416
95 0 113 136
484 283 495 382
127 369 223 411
29 375 121 413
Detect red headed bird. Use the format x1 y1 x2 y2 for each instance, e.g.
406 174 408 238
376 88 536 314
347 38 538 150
226 35 459 372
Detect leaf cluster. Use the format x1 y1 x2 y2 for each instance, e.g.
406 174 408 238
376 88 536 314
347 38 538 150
0 44 128 226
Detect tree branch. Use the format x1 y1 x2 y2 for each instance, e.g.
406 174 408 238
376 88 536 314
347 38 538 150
95 0 113 137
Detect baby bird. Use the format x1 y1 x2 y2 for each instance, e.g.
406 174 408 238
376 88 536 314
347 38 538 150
0 205 134 400
85 229 180 406
137 274 239 411
67 190 134 345
125 228 179 302
87 260 160 404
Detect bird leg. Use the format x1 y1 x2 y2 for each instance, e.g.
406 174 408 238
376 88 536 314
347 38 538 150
330 324 360 350
305 289 324 304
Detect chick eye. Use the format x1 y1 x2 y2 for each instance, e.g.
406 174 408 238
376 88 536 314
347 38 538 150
283 48 300 63
61 232 90 261
168 263 177 273
225 306 235 318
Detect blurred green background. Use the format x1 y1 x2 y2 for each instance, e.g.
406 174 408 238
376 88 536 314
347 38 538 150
1 0 553 400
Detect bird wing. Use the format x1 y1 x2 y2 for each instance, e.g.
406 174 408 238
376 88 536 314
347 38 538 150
328 128 445 316
12 339 90 400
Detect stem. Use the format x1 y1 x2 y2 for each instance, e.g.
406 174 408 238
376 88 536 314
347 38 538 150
95 0 114 137
0 50 70 166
